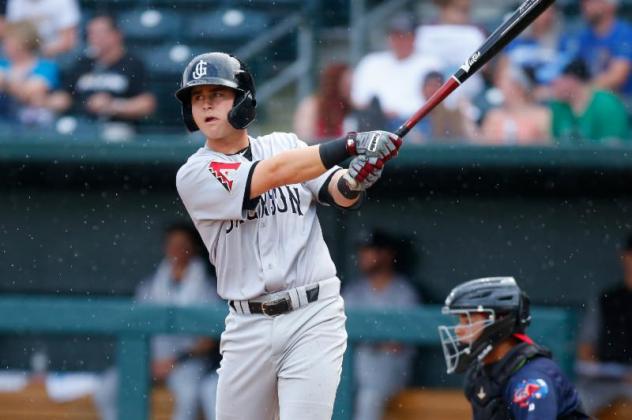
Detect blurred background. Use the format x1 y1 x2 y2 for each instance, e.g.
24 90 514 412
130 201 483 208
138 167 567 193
2 0 632 419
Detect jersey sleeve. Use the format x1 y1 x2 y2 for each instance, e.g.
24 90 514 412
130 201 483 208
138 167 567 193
505 374 558 420
176 157 259 222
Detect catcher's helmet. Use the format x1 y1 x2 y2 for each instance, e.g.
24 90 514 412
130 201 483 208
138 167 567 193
175 52 256 131
438 277 531 374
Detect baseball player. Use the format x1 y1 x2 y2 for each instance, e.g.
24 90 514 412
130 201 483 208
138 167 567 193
438 277 589 419
174 52 402 420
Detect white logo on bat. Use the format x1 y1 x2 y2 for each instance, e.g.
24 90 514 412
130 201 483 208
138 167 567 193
460 51 481 73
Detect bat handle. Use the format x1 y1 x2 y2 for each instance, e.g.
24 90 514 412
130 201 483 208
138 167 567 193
342 171 359 190
394 124 410 139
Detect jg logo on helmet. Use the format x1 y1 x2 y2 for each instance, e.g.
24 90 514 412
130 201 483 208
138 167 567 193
192 60 208 79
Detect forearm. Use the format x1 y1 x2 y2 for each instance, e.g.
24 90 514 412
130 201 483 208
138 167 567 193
175 338 216 363
251 145 329 198
593 61 630 91
108 94 156 119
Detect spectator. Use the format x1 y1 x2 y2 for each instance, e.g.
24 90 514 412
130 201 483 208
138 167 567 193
49 13 156 142
415 0 486 106
351 13 442 131
562 0 632 97
6 0 80 57
0 0 7 38
93 223 220 420
549 57 629 144
576 234 632 415
293 62 354 143
342 230 419 420
402 71 472 144
0 20 59 127
500 4 563 101
478 64 551 145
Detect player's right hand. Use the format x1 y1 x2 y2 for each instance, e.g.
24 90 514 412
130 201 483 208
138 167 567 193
346 154 384 191
345 130 402 161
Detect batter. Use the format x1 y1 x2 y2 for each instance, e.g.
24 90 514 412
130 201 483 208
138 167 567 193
174 52 402 420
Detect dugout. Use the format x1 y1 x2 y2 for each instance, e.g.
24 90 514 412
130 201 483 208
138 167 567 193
2 138 631 383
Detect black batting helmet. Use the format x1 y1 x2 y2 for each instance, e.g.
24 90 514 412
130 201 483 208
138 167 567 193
175 52 256 131
438 277 531 374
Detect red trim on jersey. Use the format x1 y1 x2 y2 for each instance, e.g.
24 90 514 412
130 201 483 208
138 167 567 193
513 333 534 344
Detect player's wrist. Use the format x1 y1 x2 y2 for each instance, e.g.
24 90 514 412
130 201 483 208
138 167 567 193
319 134 354 169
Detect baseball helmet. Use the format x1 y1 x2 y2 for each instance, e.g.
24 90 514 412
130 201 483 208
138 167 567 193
175 52 256 131
438 277 531 374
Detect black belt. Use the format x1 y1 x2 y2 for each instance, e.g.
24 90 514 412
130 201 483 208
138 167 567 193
229 284 320 316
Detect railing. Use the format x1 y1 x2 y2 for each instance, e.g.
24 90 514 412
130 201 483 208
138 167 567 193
0 296 577 420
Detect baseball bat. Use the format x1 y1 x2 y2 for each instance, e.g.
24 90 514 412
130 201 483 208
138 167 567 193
394 0 556 138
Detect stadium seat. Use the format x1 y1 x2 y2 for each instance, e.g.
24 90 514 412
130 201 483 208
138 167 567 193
141 44 208 79
118 9 182 43
185 8 271 42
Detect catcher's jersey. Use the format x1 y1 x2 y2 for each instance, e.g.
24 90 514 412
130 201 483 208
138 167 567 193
176 132 339 301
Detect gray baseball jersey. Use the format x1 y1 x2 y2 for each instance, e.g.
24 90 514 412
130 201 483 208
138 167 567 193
176 132 340 301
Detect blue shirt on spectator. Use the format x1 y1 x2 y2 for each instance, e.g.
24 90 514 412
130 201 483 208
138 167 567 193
562 20 632 95
505 37 561 76
0 58 60 89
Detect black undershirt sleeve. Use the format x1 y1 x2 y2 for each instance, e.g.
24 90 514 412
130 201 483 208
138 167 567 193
242 161 261 211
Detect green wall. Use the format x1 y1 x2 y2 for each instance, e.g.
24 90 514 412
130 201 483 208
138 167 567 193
3 139 632 372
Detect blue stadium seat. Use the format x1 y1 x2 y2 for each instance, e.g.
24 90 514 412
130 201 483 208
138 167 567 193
185 8 270 42
141 44 208 79
118 9 182 43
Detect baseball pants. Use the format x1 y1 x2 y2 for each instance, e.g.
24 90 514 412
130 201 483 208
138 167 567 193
215 287 347 420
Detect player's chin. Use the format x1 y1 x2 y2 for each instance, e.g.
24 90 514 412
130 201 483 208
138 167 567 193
199 124 224 139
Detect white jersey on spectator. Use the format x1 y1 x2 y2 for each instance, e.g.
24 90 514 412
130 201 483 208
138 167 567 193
7 0 80 47
135 256 219 361
351 51 443 120
176 132 339 301
415 24 486 106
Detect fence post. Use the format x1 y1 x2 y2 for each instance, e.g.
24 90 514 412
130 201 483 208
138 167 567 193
117 333 150 420
333 343 354 420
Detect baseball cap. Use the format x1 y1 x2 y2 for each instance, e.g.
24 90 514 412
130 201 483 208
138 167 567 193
387 13 416 34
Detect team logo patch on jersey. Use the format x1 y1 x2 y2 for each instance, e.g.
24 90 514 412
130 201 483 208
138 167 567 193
512 378 549 412
209 161 241 192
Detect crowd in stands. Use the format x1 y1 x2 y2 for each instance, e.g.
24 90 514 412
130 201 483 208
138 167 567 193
0 0 630 145
299 0 632 146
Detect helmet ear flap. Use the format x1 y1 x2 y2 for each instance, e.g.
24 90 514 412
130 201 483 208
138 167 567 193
516 291 531 332
228 90 256 129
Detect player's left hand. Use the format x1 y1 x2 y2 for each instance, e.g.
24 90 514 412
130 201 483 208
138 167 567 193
346 154 383 191
345 130 402 161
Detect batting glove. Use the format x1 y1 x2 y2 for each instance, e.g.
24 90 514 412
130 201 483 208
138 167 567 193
345 130 402 161
347 154 384 191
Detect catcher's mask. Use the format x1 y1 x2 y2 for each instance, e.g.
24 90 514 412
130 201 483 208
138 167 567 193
438 277 531 374
175 52 256 131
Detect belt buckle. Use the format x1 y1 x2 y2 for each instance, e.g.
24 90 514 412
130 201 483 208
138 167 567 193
261 297 292 317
